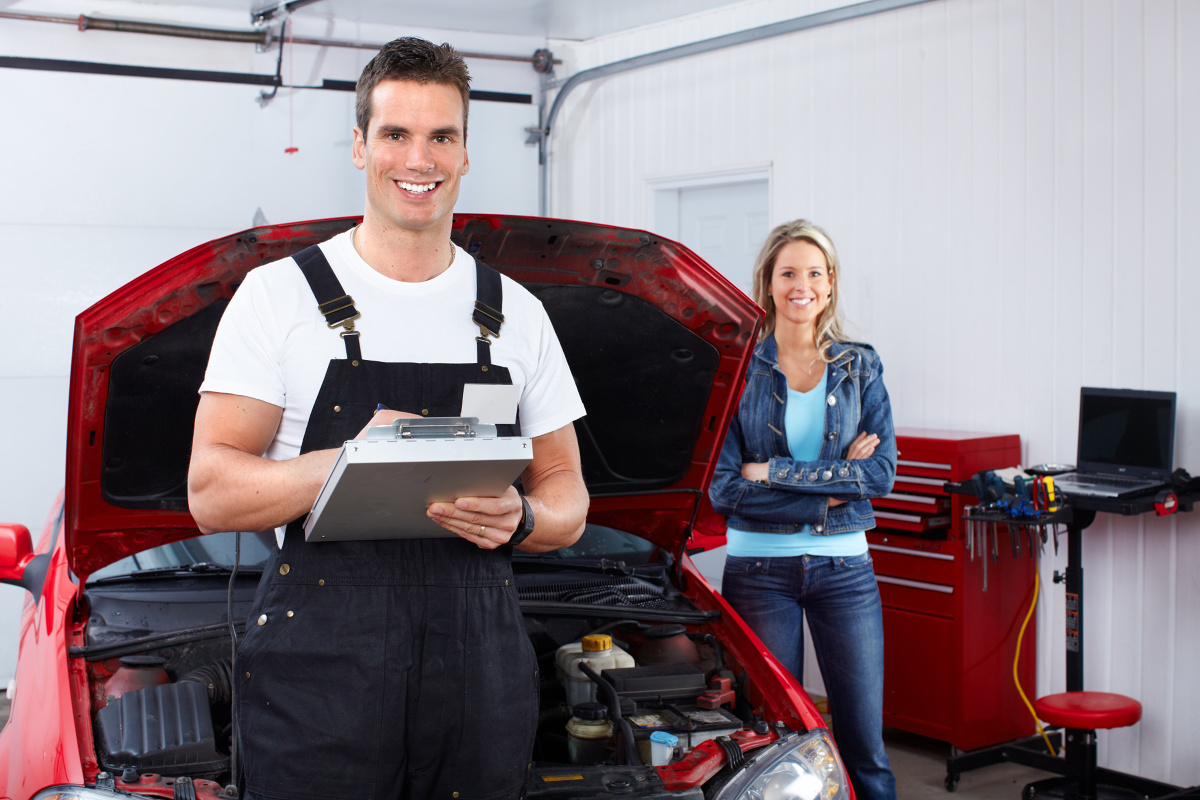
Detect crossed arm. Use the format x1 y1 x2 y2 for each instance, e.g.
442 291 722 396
187 392 588 552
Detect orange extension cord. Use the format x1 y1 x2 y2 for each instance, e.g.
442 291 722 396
1012 569 1057 757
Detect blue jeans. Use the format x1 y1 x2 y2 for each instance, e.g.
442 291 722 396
722 552 897 800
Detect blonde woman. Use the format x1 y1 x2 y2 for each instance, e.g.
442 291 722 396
709 220 898 799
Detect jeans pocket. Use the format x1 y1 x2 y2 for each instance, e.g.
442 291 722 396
724 555 770 576
834 552 873 570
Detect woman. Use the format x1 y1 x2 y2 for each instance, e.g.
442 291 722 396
708 220 898 800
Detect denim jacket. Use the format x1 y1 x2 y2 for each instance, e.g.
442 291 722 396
708 335 897 535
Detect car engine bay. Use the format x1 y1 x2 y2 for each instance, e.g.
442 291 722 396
74 539 839 800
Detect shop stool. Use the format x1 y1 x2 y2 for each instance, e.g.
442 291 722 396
1024 691 1143 800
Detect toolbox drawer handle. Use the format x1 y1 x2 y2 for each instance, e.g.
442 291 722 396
897 459 952 471
875 575 954 594
869 543 954 562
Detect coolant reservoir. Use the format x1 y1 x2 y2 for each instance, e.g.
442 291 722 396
555 634 635 708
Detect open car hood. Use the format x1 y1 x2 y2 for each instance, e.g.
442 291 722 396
66 215 761 578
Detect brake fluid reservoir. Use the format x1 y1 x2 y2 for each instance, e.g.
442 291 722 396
555 634 635 708
566 702 613 765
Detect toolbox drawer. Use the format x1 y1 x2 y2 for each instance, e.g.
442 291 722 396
874 491 949 514
869 542 955 585
876 575 954 618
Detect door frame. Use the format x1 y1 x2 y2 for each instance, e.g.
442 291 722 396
648 164 773 240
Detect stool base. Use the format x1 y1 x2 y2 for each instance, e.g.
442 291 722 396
1023 776 1145 800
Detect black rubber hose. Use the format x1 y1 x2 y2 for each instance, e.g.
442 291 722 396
579 662 640 766
179 658 234 706
688 632 726 681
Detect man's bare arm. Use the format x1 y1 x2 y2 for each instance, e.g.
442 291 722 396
188 393 419 534
188 393 334 534
427 422 588 552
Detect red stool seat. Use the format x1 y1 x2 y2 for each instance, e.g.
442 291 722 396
1035 691 1142 730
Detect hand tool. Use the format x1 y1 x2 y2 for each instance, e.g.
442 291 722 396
1044 476 1057 512
982 522 988 591
1009 522 1020 558
992 521 999 563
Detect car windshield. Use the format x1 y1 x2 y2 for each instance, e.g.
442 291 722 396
86 530 276 582
87 524 660 583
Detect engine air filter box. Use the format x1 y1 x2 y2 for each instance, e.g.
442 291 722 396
95 681 228 778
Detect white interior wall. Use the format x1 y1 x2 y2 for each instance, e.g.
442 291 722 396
0 3 543 678
550 0 1199 784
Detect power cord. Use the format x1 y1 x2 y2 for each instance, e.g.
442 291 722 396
1012 569 1056 756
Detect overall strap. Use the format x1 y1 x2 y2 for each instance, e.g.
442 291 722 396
472 261 505 366
294 245 362 364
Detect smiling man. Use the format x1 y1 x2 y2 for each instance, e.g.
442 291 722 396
187 37 589 800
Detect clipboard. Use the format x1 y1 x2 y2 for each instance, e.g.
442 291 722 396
303 417 532 542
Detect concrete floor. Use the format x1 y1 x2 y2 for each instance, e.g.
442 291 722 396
882 726 1048 799
0 695 1049 800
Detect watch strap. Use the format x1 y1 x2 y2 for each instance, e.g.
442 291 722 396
509 495 535 547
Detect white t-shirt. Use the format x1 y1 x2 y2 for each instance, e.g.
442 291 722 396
200 228 586 465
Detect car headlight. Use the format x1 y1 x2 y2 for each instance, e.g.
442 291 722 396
33 787 137 799
712 728 851 800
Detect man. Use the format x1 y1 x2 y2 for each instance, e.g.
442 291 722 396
187 37 589 800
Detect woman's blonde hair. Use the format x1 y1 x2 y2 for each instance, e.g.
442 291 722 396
750 219 848 361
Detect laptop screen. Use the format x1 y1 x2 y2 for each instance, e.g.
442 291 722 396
1076 387 1176 478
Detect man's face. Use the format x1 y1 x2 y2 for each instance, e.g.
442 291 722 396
352 79 469 235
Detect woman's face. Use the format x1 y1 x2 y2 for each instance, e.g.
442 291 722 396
768 240 833 330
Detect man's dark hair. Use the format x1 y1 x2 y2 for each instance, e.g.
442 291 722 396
355 37 472 139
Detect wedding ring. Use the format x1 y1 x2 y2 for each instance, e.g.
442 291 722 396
480 525 486 536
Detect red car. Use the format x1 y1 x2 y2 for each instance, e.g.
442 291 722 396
0 216 852 800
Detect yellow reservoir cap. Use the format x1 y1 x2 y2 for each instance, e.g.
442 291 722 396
581 634 613 652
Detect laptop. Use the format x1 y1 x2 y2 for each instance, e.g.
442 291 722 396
1053 387 1176 499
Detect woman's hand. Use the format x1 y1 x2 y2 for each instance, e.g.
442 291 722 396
741 462 769 483
828 433 880 508
846 432 880 460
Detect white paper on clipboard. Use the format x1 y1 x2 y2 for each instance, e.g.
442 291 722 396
461 383 521 425
302 417 531 542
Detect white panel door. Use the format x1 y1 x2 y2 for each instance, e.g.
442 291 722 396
677 180 769 297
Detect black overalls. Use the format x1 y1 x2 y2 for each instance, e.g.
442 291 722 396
235 246 537 800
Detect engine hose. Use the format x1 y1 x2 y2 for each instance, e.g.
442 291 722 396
716 735 744 770
688 632 726 681
579 662 640 766
179 658 234 706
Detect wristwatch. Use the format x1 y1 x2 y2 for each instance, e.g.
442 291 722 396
508 495 535 547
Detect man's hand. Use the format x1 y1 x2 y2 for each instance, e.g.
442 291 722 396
426 423 588 552
355 409 421 439
427 485 524 549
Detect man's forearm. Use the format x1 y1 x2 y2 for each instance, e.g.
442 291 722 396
517 469 589 553
188 445 338 534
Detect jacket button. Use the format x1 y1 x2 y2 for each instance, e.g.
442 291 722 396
257 615 267 626
333 405 341 413
827 432 836 440
279 563 290 575
827 396 837 406
808 472 818 481
421 408 429 416
839 468 850 477
287 610 294 618
814 525 824 533
318 579 325 586
779 469 788 478
821 471 832 480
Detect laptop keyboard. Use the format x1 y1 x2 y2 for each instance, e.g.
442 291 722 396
1063 473 1149 488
